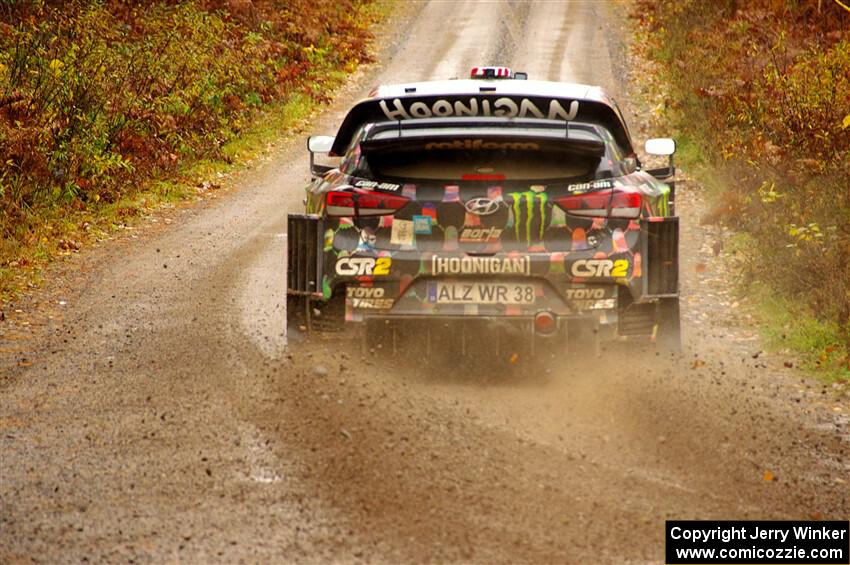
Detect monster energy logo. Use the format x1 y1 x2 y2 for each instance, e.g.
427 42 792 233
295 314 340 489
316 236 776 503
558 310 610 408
511 191 548 243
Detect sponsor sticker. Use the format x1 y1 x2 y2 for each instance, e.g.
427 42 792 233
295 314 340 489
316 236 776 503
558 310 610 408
390 219 414 246
510 191 548 244
570 258 629 278
349 297 394 309
412 215 432 235
354 179 400 192
335 257 392 276
459 226 502 243
565 287 607 299
567 179 614 192
346 286 385 298
357 228 377 250
346 285 392 309
571 298 616 310
431 255 531 276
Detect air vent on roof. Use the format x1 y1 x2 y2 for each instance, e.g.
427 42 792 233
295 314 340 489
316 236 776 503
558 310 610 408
404 87 416 93
479 86 497 93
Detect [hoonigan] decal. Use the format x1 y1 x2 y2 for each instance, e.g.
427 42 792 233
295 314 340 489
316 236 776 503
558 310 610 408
431 255 531 276
379 97 580 121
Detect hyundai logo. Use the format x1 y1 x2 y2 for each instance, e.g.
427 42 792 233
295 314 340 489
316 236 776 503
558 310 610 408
464 197 501 216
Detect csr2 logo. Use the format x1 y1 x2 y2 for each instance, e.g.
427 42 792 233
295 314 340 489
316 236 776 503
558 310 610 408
570 259 629 278
335 257 392 276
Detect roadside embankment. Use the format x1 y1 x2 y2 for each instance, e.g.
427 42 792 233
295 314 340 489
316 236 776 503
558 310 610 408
632 0 850 379
0 0 387 300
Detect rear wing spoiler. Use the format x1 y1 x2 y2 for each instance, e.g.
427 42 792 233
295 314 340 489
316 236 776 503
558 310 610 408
330 94 634 157
360 118 608 157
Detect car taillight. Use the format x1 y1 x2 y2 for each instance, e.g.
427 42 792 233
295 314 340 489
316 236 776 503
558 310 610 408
555 188 642 218
534 311 558 335
461 173 506 181
325 188 409 217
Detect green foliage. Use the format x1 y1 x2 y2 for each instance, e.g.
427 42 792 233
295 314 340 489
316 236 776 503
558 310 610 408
752 281 850 381
635 0 850 372
738 39 850 169
0 0 380 276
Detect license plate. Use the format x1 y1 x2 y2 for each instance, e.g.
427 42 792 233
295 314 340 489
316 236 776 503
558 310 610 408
427 282 536 305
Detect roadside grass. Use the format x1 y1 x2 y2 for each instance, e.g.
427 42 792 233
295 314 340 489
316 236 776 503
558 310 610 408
0 88 333 303
723 230 848 382
750 282 850 382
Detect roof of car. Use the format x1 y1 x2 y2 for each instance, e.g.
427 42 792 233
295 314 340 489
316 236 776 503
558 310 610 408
370 79 606 102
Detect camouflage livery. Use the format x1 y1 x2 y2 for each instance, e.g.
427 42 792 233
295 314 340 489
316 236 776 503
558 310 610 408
288 71 681 351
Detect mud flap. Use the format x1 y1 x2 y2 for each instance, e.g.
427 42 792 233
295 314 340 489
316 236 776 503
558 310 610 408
286 214 325 333
655 296 682 354
641 217 679 298
622 217 680 346
287 214 324 295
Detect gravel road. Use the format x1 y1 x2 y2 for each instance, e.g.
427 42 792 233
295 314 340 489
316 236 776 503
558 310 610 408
2 1 848 563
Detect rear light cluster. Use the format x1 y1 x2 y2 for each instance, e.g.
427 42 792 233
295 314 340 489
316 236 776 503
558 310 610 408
325 186 641 219
470 66 512 78
555 188 643 219
461 173 506 181
326 188 409 217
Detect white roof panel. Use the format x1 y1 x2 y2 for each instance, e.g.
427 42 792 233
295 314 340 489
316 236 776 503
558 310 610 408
373 80 607 104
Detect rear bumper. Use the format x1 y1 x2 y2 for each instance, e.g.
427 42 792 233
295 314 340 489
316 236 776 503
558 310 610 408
344 276 619 324
288 213 679 312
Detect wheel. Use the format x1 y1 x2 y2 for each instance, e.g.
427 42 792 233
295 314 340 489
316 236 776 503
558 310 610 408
363 318 387 353
286 294 307 342
567 319 600 358
655 297 682 354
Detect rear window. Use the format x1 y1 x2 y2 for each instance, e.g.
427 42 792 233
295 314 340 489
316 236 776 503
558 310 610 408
353 135 604 182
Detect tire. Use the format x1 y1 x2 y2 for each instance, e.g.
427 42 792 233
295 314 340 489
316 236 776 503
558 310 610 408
655 297 682 354
567 319 600 358
287 292 349 339
286 294 306 342
363 318 388 353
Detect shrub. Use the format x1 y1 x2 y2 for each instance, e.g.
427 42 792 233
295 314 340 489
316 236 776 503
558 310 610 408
0 0 378 256
636 0 850 356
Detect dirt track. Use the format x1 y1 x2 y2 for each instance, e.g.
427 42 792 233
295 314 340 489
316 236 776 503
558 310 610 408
1 1 848 563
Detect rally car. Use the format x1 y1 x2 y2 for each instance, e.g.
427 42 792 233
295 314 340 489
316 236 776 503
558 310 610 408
287 67 681 357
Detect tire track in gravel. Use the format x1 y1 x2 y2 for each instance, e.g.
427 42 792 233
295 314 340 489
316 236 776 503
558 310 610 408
256 0 848 561
265 338 848 563
252 352 667 563
0 3 431 561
